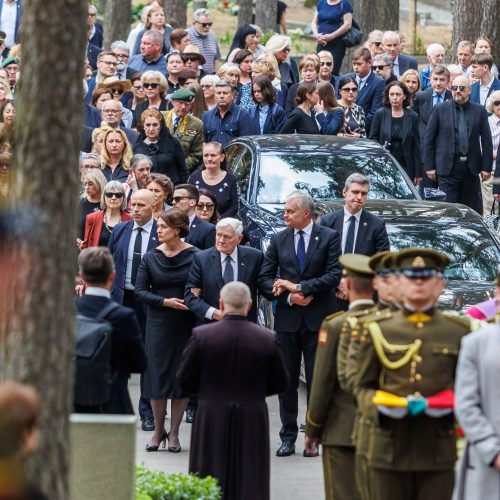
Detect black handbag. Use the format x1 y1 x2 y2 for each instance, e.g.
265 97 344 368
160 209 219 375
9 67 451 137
340 0 363 47
485 198 500 232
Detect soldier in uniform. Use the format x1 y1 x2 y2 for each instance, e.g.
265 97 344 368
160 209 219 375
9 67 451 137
354 248 472 500
164 88 204 172
305 253 376 500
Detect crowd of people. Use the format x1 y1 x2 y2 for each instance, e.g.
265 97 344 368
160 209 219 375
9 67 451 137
1 0 500 499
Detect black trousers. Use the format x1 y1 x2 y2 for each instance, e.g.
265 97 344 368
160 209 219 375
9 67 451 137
438 158 483 214
123 289 153 419
277 328 317 443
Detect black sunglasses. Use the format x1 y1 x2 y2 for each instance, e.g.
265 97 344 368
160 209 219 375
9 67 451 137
320 61 332 67
341 87 358 92
450 85 468 91
105 192 124 199
172 196 194 203
110 88 125 95
370 41 382 46
197 203 215 210
196 21 213 27
143 82 159 89
282 47 290 53
494 100 500 106
372 65 388 70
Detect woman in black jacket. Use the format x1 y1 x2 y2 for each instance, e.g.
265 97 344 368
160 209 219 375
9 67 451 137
249 76 287 134
280 81 321 134
133 108 188 186
369 81 422 185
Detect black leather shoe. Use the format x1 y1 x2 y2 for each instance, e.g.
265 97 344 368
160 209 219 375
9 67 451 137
276 441 295 457
185 407 196 423
303 443 319 457
141 416 155 432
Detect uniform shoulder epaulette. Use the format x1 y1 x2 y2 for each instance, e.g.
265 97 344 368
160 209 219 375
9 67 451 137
360 309 393 327
443 311 473 328
348 305 378 319
324 310 345 322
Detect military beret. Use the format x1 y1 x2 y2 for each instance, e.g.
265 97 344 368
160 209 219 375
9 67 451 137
395 248 449 278
339 253 375 279
170 88 195 101
1 57 18 68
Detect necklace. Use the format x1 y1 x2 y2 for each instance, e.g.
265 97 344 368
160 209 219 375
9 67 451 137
104 212 120 233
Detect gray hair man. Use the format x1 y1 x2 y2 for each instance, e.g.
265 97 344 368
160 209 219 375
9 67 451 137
382 30 418 76
110 40 131 80
187 8 221 74
219 281 252 316
372 53 395 82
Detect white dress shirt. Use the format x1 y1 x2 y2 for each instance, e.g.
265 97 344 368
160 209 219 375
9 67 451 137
85 287 111 299
0 0 18 48
480 75 495 106
125 218 155 290
341 207 362 253
392 56 400 76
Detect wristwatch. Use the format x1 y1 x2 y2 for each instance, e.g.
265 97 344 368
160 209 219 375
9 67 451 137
295 284 302 293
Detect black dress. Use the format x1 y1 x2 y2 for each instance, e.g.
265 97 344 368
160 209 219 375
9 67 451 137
280 107 320 134
135 246 198 399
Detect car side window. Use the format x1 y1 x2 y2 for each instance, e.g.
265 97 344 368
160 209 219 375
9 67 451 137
229 146 253 201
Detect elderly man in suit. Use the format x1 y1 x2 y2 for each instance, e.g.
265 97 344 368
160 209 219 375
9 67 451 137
108 189 158 430
178 281 288 500
320 173 390 309
258 190 342 457
185 217 263 324
424 74 493 214
76 247 147 414
382 31 418 77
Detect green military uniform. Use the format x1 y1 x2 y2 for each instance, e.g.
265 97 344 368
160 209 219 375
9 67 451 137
305 254 375 500
163 90 204 172
354 249 472 500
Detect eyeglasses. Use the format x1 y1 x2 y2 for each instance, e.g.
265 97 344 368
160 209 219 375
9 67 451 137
282 47 290 53
105 192 124 199
451 85 468 91
196 21 213 27
110 88 125 95
372 65 388 70
184 57 197 63
320 61 333 67
370 41 382 46
81 164 100 169
100 60 118 66
102 109 121 114
172 196 194 203
201 84 213 88
196 203 215 210
143 82 160 89
341 87 358 92
493 100 500 106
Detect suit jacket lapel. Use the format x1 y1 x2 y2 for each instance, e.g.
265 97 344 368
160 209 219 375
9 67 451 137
354 211 367 253
147 220 158 251
212 249 224 290
302 224 320 273
402 109 411 144
237 246 248 283
122 222 134 263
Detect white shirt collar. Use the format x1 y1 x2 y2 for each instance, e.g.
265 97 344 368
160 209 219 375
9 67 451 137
85 287 111 299
343 206 363 222
220 246 238 263
349 299 374 309
481 75 495 89
294 220 313 237
189 213 196 225
134 217 154 233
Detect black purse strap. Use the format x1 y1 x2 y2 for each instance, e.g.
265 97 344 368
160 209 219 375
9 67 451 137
491 198 497 216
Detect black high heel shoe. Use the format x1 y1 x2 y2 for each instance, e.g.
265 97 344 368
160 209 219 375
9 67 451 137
145 430 167 452
168 434 182 453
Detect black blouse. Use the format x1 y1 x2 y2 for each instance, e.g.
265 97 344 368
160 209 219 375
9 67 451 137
280 107 320 134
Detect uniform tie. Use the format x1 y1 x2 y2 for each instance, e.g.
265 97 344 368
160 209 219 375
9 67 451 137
173 116 181 134
223 255 234 284
344 216 356 254
296 230 305 272
131 227 143 286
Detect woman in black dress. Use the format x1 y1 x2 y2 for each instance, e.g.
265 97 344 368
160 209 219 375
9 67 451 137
280 81 321 134
135 208 198 453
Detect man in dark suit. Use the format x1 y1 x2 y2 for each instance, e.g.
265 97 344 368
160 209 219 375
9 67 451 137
100 99 140 146
258 190 342 458
412 65 451 189
321 173 390 309
470 53 500 107
424 74 493 214
344 47 385 132
382 31 418 77
185 217 263 324
76 247 147 414
172 184 215 250
108 189 158 430
178 281 288 500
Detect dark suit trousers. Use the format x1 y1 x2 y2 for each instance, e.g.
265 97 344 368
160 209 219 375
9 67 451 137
277 327 317 443
438 158 482 214
123 289 153 419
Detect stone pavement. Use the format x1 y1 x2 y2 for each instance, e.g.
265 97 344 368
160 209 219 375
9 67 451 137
130 375 324 499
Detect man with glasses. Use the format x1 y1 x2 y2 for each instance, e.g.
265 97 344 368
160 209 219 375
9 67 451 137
97 76 134 129
366 30 384 59
382 31 417 77
85 50 119 103
187 8 221 75
371 53 397 84
424 74 493 214
100 99 139 146
128 30 167 76
110 40 135 80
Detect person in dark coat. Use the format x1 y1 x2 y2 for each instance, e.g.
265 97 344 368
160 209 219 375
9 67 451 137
76 247 147 415
280 81 321 134
178 281 289 500
248 75 287 134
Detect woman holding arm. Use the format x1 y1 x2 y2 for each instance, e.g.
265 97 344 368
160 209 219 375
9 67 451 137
315 81 344 135
280 81 321 134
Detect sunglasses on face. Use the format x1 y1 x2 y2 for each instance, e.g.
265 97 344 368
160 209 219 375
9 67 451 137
197 203 215 210
341 87 358 92
143 82 160 89
451 85 468 91
172 196 193 203
372 65 388 70
370 41 382 46
494 100 500 106
105 192 124 199
196 21 213 27
110 88 125 95
282 48 290 53
320 61 333 67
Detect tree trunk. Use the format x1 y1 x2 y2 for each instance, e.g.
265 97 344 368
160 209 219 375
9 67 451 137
104 0 131 48
0 0 87 497
238 0 254 26
164 0 187 29
255 0 278 34
452 0 500 62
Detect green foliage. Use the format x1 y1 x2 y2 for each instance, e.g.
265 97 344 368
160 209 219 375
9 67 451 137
414 35 425 56
132 4 145 23
135 466 221 500
217 30 234 47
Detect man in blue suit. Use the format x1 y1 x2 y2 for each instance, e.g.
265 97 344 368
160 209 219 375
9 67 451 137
382 31 418 77
258 190 342 458
343 47 385 133
470 53 500 108
108 189 158 430
185 217 263 324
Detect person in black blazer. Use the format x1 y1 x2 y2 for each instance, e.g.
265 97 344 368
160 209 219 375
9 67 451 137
258 190 342 457
424 74 493 214
382 31 418 76
184 218 263 324
76 247 147 415
320 173 390 310
280 81 321 135
249 75 287 134
369 81 422 183
171 184 216 250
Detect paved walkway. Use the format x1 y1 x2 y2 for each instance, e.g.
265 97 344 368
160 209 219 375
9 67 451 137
131 375 324 499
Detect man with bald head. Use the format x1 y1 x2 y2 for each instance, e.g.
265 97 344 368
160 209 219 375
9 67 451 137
108 189 158 429
424 74 493 213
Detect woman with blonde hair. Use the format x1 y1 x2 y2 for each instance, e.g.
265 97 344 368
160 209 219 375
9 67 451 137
265 34 298 87
251 53 287 108
133 70 169 128
79 168 108 241
0 78 12 110
399 69 421 106
100 128 133 183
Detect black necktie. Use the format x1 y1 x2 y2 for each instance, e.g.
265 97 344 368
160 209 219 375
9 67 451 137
223 255 234 284
344 216 356 254
131 227 143 286
458 106 469 156
296 230 306 272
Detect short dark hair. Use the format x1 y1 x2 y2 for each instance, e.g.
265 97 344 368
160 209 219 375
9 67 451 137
233 49 253 65
158 208 190 237
78 247 115 285
352 47 371 62
252 75 276 104
144 173 174 200
471 52 493 69
383 81 410 108
170 28 188 47
178 68 199 85
198 188 220 224
338 75 358 92
174 183 199 203
349 275 374 295
295 81 317 105
430 64 450 79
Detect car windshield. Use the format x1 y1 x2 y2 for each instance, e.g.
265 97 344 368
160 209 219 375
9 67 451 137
256 151 416 203
386 222 499 281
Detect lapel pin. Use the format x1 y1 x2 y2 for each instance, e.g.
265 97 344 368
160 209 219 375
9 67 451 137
363 222 367 227
152 237 156 241
315 236 319 241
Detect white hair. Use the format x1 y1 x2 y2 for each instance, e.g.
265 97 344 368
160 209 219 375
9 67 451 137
193 8 210 22
110 40 129 54
216 217 243 236
426 43 445 56
382 31 400 44
285 190 314 215
220 282 251 311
